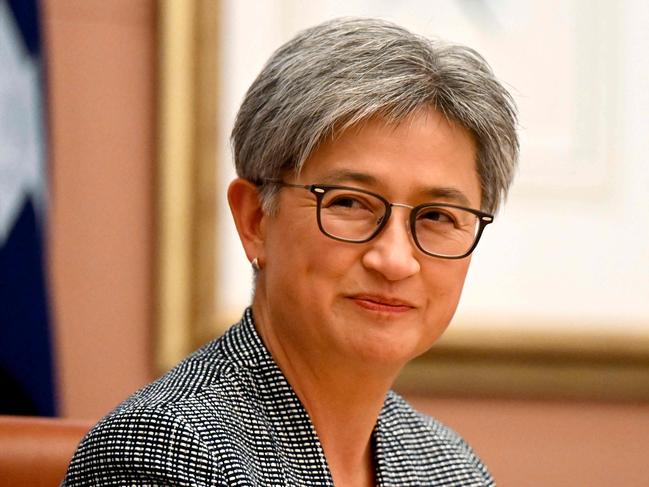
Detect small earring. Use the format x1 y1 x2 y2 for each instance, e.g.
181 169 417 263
251 257 260 271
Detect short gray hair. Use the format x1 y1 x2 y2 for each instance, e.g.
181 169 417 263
231 17 518 214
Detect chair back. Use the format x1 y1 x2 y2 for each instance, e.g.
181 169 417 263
0 415 92 487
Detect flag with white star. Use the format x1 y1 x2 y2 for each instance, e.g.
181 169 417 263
0 0 56 416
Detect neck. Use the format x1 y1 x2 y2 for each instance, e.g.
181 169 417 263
303 375 387 487
251 300 403 487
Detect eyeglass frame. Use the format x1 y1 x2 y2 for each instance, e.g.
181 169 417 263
264 180 494 260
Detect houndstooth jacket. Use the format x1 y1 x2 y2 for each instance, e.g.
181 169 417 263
63 308 495 486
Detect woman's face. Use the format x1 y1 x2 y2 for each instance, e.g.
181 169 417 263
256 108 481 369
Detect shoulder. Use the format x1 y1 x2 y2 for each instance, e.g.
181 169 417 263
384 391 472 449
111 337 245 414
379 391 495 486
106 314 269 422
63 327 255 486
63 405 218 486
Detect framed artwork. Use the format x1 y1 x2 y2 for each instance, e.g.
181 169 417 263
155 0 219 371
156 0 649 400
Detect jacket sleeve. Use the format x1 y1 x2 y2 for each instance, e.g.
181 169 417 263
62 407 218 486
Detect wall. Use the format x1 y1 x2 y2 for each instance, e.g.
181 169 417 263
40 2 648 485
44 0 156 419
410 395 649 487
216 0 649 335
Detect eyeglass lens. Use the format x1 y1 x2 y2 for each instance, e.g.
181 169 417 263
318 188 480 257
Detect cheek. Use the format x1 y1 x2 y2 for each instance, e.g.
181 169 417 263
424 259 471 307
264 217 352 297
452 259 471 290
419 261 471 350
301 239 360 291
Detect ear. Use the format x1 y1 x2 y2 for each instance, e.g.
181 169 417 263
227 178 267 265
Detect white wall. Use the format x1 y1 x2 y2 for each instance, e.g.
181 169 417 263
216 0 649 335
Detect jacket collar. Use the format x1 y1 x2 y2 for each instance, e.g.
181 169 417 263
223 308 335 485
221 307 414 486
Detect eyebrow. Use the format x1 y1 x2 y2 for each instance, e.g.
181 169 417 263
319 170 377 186
425 187 472 207
318 170 473 207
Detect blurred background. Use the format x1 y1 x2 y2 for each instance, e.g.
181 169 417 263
1 1 647 485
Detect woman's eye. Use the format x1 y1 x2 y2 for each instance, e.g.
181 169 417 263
328 196 367 209
419 209 454 223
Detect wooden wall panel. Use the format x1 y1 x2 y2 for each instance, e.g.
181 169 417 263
409 395 649 487
44 0 156 419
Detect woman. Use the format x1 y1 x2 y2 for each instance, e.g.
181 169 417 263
64 18 517 486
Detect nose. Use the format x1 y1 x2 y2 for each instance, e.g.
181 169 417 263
361 207 420 281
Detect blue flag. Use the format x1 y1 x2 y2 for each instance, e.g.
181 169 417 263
0 0 56 416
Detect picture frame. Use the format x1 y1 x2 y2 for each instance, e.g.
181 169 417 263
155 0 649 401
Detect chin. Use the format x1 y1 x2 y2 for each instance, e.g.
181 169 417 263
349 327 441 369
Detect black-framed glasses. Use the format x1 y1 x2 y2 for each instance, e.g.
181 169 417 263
269 181 494 259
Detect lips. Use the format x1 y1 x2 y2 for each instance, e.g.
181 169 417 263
349 294 416 312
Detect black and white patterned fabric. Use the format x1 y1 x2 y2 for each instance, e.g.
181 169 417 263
63 308 494 486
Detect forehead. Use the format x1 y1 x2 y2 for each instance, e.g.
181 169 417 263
298 109 482 208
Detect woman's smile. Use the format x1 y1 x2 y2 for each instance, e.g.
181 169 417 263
347 293 416 314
